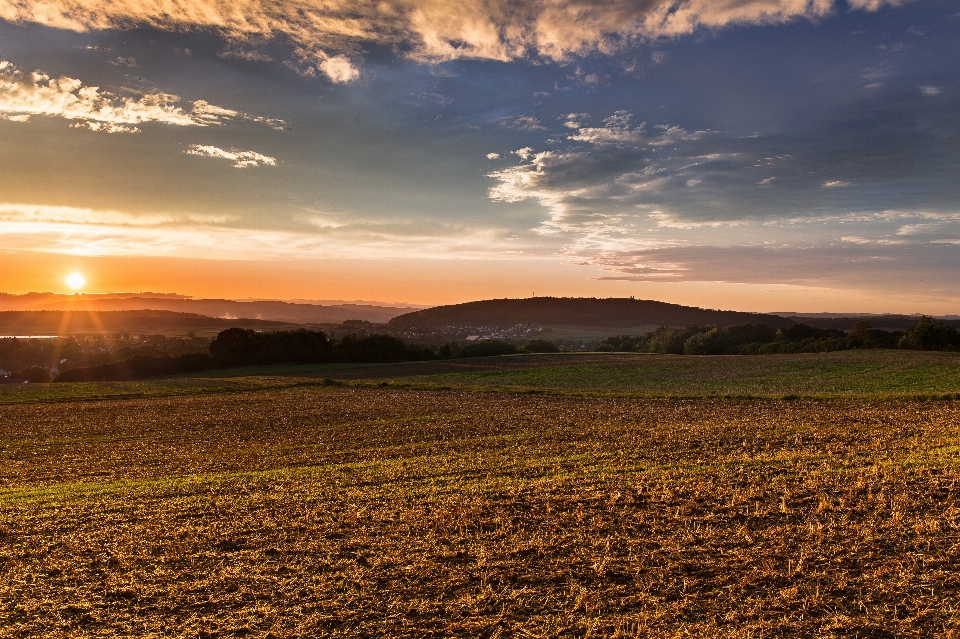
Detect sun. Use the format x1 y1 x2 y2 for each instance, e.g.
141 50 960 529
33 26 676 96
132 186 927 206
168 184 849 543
66 273 86 290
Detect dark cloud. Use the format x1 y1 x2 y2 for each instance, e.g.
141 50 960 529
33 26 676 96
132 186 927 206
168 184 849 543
490 83 960 231
586 242 960 295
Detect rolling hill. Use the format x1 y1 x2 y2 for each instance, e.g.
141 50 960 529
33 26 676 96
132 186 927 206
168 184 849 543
387 297 797 331
0 310 288 335
0 293 419 324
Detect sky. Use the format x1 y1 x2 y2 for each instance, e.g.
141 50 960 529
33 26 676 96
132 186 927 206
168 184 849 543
0 0 958 312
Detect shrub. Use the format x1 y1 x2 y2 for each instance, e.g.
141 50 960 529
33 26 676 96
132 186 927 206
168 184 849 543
15 366 52 383
210 328 332 366
645 325 706 355
333 333 408 363
458 340 517 358
898 316 960 351
54 353 217 382
520 339 560 353
684 328 723 355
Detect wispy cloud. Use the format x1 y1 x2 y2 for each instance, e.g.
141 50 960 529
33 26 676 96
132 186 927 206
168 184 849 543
499 115 547 131
186 144 277 168
0 203 234 226
0 0 908 79
0 202 539 260
0 60 286 132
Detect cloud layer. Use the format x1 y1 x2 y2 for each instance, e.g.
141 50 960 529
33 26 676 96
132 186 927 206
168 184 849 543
490 84 960 239
0 0 907 80
0 60 285 132
186 144 277 168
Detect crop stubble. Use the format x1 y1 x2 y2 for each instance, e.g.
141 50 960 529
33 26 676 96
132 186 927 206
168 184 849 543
1 387 959 637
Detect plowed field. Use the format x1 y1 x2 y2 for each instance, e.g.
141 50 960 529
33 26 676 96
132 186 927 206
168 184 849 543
2 386 960 637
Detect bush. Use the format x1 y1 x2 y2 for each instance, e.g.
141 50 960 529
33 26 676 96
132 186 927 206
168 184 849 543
458 340 517 358
520 339 559 353
54 353 217 382
684 328 723 355
15 366 52 383
645 325 706 354
898 316 960 351
210 328 332 366
594 335 646 352
333 333 409 363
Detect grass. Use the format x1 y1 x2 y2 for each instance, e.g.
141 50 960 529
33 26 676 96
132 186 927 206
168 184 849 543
377 350 960 399
2 385 960 636
4 350 958 405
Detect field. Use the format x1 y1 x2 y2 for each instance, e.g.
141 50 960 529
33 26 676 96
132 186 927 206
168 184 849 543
3 352 960 637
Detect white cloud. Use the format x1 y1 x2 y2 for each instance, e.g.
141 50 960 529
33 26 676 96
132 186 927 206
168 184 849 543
499 115 547 131
486 152 501 160
318 55 360 83
0 0 906 75
0 202 233 226
0 202 535 260
920 86 941 96
186 145 277 168
823 180 852 187
0 60 286 132
568 111 708 147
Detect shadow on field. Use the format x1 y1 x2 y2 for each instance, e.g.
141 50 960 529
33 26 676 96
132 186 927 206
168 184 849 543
294 353 652 380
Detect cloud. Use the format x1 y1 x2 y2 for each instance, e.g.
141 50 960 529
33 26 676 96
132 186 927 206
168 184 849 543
109 56 137 67
499 115 547 131
488 86 960 242
0 0 910 78
567 111 709 146
318 55 360 83
186 144 277 168
218 48 273 63
486 96 960 280
486 152 501 160
0 60 287 132
0 202 534 260
582 242 960 295
0 202 233 226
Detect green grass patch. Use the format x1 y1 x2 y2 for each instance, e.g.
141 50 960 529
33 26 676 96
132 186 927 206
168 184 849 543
374 350 960 399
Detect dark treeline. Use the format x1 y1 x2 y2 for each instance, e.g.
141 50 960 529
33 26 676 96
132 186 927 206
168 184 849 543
0 333 212 381
50 329 556 382
594 317 960 355
11 316 960 383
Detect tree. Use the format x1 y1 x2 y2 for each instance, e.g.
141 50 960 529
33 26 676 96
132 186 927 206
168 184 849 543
520 339 559 353
898 316 960 351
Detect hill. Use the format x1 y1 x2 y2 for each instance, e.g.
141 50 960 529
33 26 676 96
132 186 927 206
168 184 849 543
387 297 796 331
0 310 288 335
0 293 419 324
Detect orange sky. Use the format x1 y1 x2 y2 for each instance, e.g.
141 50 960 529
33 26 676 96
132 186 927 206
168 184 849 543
3 251 958 314
2 0 958 316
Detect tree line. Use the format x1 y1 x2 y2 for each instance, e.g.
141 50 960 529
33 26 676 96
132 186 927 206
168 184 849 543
50 330 559 382
5 316 957 383
593 317 960 355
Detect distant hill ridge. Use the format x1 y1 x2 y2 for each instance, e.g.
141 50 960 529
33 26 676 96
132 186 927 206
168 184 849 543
0 310 286 334
388 297 797 330
0 294 419 324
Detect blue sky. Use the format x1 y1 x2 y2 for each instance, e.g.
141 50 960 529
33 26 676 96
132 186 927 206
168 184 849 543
0 0 958 310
